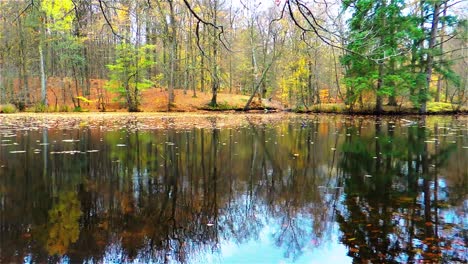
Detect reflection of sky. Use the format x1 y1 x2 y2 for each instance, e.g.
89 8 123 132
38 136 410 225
200 221 351 264
88 182 351 264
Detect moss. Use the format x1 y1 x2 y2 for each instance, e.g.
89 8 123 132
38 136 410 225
293 105 308 113
201 100 242 111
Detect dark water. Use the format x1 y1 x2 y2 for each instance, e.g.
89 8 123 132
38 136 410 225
0 115 466 263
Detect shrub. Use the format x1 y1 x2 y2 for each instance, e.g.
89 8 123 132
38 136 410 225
311 105 320 112
427 102 454 113
59 105 70 112
34 103 47 113
0 104 17 113
73 106 83 112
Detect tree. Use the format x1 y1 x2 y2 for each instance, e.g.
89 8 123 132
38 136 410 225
106 43 155 112
154 0 177 110
342 0 417 113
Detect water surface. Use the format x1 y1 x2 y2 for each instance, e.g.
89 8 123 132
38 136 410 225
0 114 466 263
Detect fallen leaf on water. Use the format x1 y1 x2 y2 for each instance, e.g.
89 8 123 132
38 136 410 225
62 139 79 143
397 197 414 203
50 151 81 155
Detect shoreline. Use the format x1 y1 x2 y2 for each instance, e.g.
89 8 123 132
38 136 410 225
1 109 467 117
2 108 467 116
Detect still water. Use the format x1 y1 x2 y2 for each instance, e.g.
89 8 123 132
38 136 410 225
0 114 466 263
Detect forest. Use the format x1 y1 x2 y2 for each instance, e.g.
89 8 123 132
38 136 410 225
0 0 466 114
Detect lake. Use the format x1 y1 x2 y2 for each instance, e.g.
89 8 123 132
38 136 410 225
0 113 466 263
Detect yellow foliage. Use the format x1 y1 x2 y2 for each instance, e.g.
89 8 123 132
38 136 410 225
41 0 74 31
116 7 130 26
46 191 82 256
76 96 94 103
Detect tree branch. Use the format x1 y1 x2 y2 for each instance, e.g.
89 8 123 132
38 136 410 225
97 0 127 42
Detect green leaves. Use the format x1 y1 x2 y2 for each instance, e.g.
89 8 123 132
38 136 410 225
106 43 156 111
342 0 432 109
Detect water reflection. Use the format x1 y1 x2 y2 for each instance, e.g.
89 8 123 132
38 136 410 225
0 115 466 263
337 117 467 263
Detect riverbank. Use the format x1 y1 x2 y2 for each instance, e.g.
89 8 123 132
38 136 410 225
289 102 468 115
1 102 466 115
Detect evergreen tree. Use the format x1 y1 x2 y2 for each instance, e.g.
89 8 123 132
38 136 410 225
342 0 418 113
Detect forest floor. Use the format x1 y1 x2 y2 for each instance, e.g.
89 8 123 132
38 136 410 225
0 78 466 114
40 78 282 112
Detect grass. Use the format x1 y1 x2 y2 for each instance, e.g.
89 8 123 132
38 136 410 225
293 103 347 113
313 103 348 113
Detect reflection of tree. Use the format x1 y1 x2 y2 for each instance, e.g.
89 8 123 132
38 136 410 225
336 118 464 263
44 191 82 256
337 119 400 263
249 119 337 261
1 116 465 263
88 119 341 262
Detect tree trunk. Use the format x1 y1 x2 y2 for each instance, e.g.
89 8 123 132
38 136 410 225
375 0 386 114
308 60 313 105
387 59 397 106
331 46 343 102
244 61 274 110
18 18 30 106
420 2 441 114
314 49 320 104
39 41 47 106
168 1 176 110
435 3 447 102
376 62 384 113
209 1 219 106
200 30 205 93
